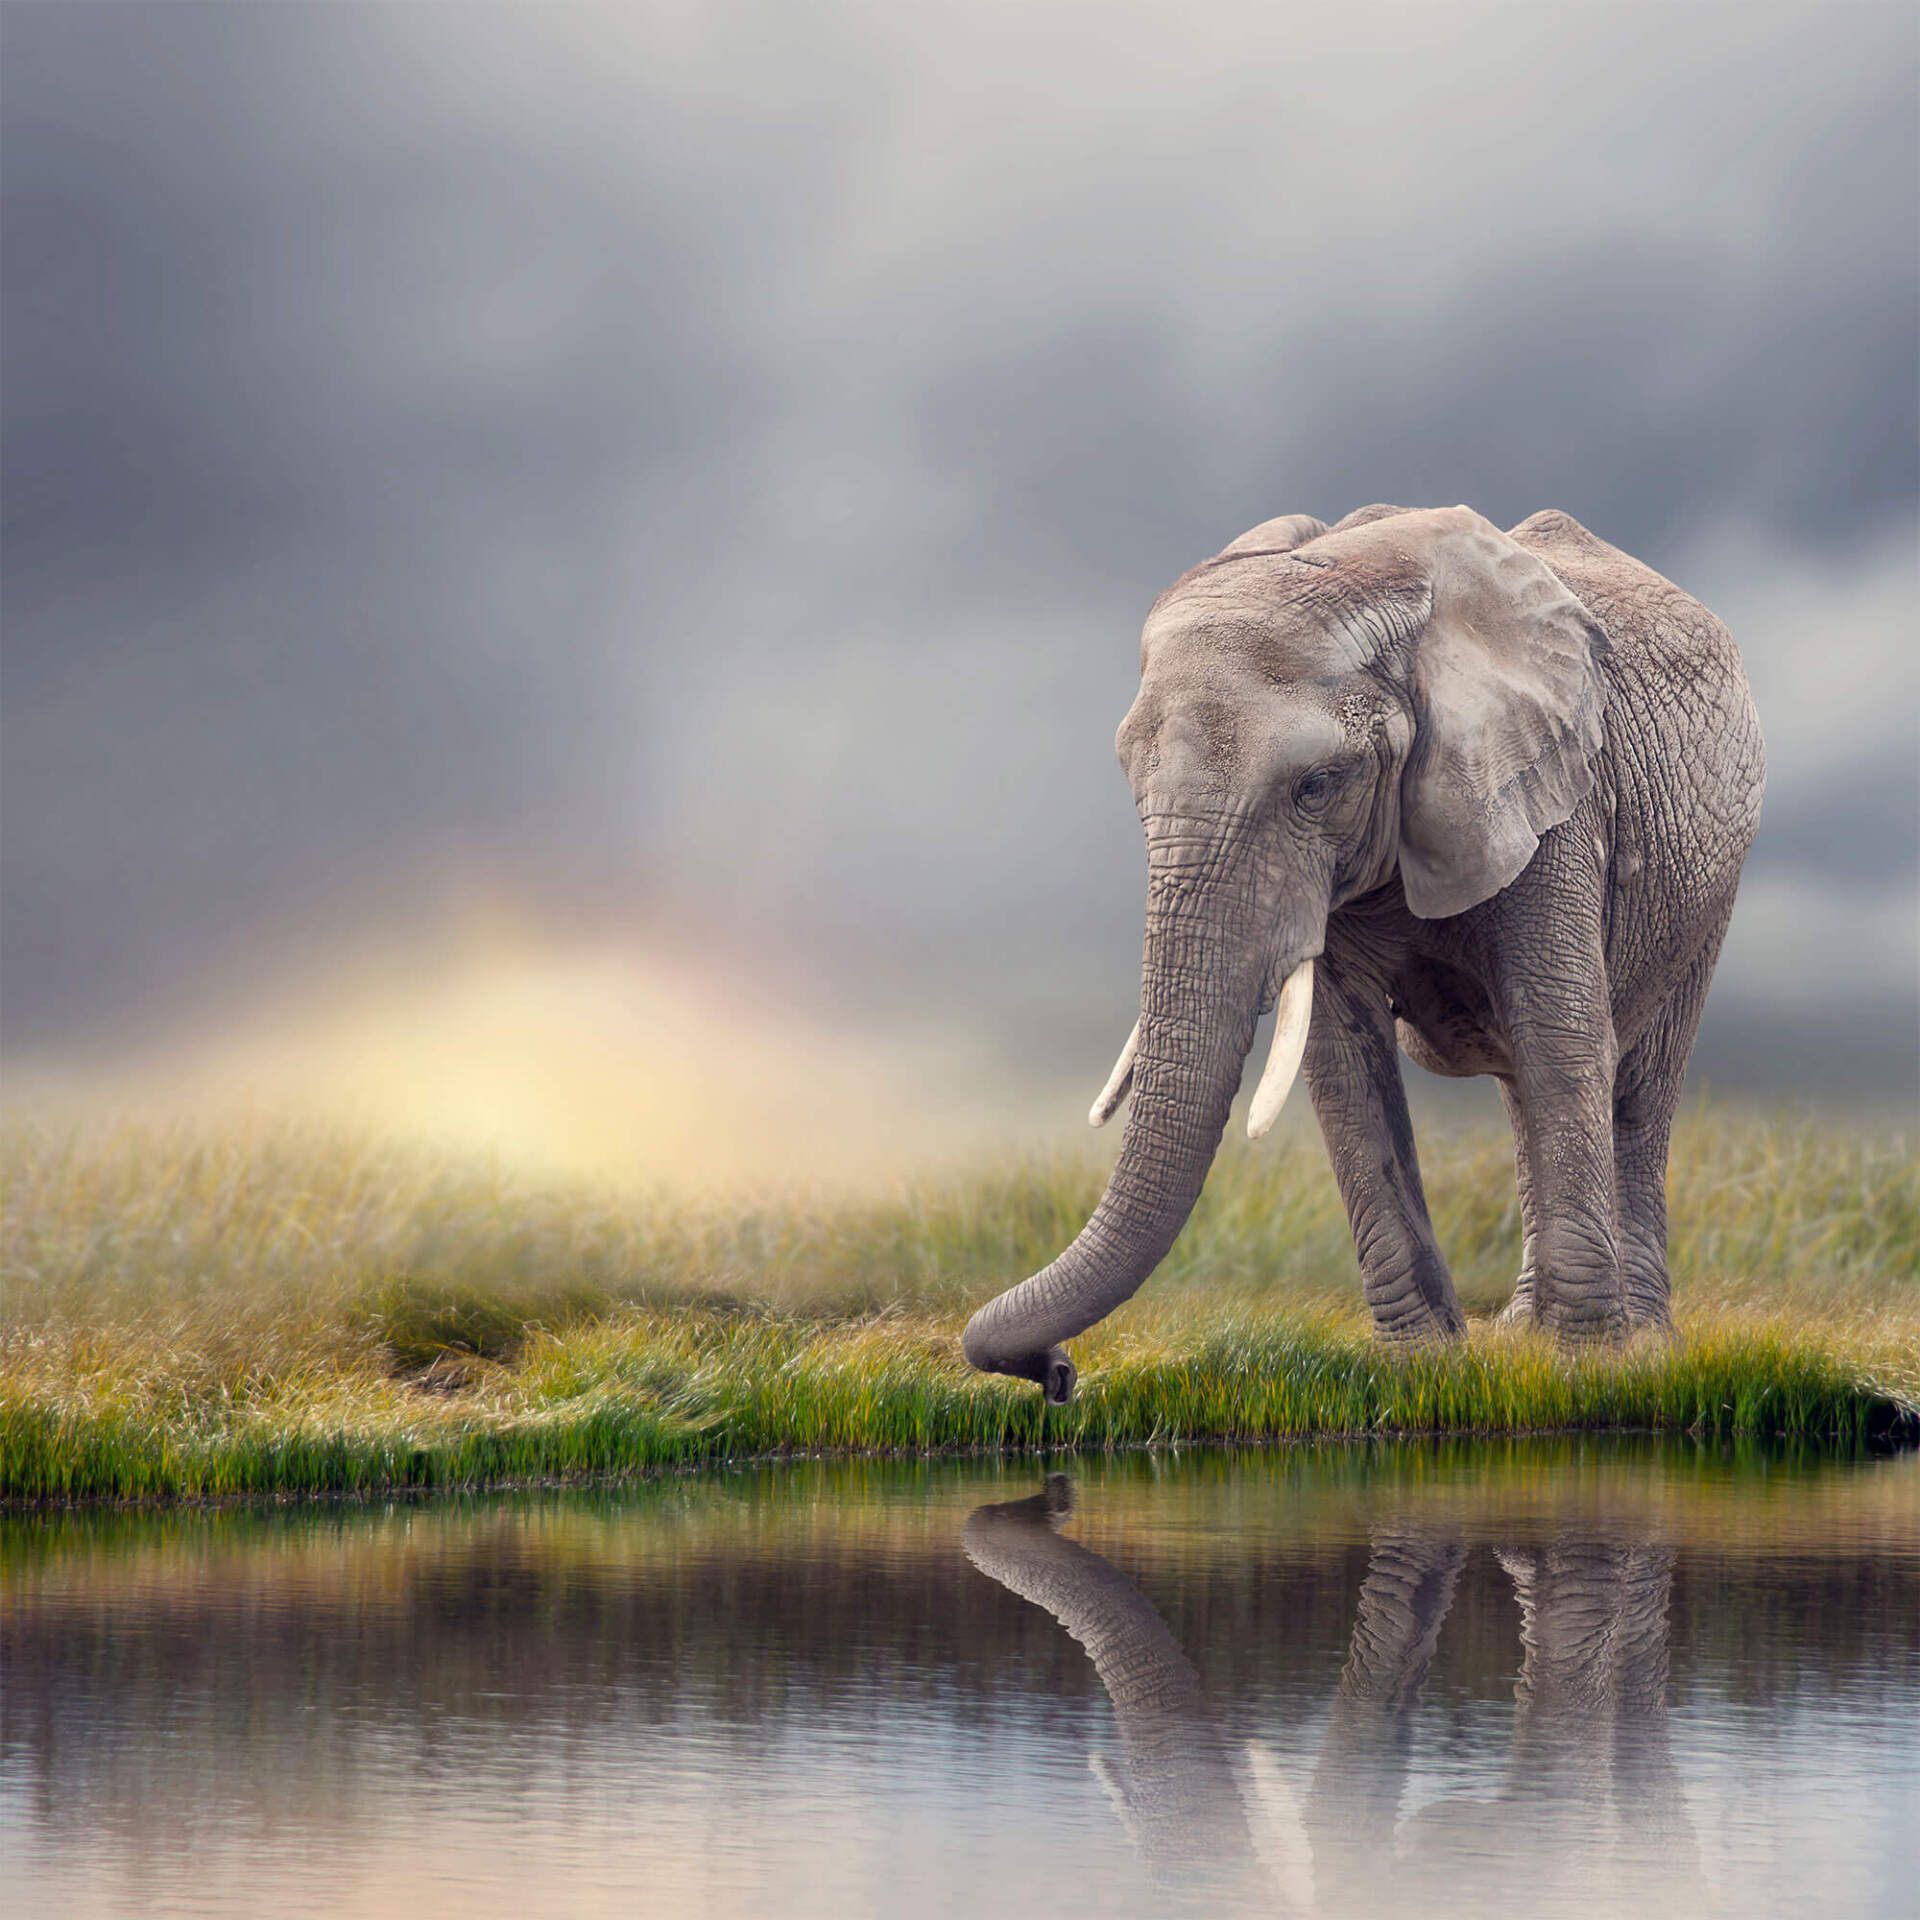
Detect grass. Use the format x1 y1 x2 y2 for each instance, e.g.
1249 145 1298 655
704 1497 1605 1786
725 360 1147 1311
2 1104 1914 1501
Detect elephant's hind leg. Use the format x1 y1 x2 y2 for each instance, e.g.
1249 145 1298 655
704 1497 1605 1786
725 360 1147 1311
1495 1078 1542 1327
1613 907 1732 1330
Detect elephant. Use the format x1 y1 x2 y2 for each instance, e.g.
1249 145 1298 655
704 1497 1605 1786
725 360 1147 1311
963 1478 1704 1913
964 504 1765 1400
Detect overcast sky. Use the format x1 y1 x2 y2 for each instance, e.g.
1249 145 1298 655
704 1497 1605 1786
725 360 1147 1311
4 0 1917 1106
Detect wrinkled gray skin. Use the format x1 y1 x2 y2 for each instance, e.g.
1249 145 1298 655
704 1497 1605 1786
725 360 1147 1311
965 505 1765 1400
966 1482 1700 1907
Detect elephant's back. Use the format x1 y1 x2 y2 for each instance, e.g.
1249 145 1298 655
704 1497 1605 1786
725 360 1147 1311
1508 507 1744 689
1508 510 1766 979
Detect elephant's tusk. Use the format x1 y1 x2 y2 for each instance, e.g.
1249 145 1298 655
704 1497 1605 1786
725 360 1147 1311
1088 1020 1141 1128
1247 960 1314 1141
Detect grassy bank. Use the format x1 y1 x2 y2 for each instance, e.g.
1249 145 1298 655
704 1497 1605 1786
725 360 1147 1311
3 1106 1915 1501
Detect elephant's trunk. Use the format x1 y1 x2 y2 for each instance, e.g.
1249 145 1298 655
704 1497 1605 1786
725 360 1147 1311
963 805 1287 1401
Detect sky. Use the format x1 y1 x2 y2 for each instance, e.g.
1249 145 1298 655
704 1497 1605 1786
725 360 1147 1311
3 1 1916 1178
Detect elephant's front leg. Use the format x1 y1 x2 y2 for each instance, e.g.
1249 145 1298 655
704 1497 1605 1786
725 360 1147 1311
1488 878 1626 1342
1304 955 1464 1340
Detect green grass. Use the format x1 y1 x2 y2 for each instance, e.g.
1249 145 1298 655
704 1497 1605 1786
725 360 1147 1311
2 1105 1914 1501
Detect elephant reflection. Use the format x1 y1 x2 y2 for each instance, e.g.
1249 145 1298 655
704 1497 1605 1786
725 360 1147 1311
962 1478 1263 1892
963 1479 1705 1913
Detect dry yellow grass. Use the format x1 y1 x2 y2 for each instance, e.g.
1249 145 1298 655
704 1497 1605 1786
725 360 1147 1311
2 1103 1914 1500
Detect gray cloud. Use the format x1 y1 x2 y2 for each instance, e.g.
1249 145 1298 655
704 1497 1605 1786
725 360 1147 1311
3 0 1915 1095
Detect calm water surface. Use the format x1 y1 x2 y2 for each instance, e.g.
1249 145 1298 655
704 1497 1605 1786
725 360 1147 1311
4 1440 1916 1919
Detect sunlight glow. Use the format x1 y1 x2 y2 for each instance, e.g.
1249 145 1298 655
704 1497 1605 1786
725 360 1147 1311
5 910 1014 1194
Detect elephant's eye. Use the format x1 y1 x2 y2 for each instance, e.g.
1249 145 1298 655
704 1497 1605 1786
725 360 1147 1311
1293 767 1342 815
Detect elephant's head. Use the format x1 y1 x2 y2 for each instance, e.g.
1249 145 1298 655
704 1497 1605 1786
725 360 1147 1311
964 505 1608 1399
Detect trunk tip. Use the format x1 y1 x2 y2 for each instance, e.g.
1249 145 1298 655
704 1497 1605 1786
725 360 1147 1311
962 1311 1077 1404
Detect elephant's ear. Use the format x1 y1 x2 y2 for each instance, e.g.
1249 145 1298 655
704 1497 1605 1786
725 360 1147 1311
1393 507 1608 919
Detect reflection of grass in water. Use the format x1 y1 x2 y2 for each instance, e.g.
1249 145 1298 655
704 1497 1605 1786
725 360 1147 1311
3 1108 1914 1500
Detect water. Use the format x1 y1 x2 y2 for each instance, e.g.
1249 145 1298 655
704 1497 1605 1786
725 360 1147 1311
4 1440 1915 1920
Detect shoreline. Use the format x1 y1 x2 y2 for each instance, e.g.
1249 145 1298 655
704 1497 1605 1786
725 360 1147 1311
7 1412 1917 1516
8 1312 1912 1509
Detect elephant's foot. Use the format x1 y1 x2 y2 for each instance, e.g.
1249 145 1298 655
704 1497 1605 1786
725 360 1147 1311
1504 1269 1638 1344
1537 1293 1629 1346
1364 1248 1467 1344
1621 1260 1675 1338
1372 1301 1467 1346
1496 1277 1537 1329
